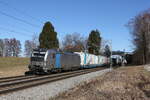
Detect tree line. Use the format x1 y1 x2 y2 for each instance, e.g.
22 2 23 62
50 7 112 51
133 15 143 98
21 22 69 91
0 38 21 57
0 21 111 57
39 22 103 55
128 8 150 65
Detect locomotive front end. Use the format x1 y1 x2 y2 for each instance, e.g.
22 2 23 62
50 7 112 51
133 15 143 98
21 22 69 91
28 49 48 74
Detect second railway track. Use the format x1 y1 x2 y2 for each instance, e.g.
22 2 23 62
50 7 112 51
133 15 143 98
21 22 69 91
0 67 106 95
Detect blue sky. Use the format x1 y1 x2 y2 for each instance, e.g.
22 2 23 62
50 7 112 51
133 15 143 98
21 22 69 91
0 0 150 53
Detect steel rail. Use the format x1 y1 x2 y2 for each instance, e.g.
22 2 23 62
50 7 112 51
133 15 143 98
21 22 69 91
0 75 36 83
0 68 103 87
0 75 25 80
0 67 105 95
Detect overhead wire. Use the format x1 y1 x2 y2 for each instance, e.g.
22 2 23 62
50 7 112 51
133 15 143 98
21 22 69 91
0 26 33 37
0 10 40 28
0 0 43 24
0 0 60 41
0 0 42 39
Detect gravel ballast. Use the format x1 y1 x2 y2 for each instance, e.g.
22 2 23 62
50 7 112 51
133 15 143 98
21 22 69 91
0 68 111 100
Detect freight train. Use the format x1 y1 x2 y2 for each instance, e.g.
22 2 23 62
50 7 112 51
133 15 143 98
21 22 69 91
25 49 109 75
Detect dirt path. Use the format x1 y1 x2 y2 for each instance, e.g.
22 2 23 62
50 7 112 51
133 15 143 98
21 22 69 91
51 66 150 100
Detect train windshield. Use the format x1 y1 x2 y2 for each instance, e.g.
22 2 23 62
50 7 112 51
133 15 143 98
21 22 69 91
31 51 46 62
32 52 45 58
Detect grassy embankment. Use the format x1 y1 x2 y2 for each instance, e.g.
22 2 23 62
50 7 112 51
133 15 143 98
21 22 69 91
51 66 150 100
0 57 29 77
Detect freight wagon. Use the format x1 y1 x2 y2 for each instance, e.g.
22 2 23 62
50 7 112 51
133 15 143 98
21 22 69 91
75 52 108 68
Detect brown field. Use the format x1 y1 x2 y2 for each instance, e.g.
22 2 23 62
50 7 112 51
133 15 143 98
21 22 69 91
51 66 150 100
0 57 29 78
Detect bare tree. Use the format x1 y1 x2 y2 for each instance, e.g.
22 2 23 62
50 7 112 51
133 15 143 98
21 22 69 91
3 38 11 57
32 34 39 48
128 9 150 64
9 38 21 57
62 33 87 52
24 34 39 57
2 38 21 57
24 40 35 57
0 39 4 56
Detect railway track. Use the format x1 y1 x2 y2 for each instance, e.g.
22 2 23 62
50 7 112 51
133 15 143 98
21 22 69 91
0 75 25 80
0 67 106 95
0 75 37 83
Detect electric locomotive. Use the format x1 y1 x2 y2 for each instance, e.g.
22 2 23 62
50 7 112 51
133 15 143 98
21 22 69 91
25 49 80 74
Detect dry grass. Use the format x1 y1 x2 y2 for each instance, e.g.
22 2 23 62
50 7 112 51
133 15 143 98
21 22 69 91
0 57 29 77
51 66 150 100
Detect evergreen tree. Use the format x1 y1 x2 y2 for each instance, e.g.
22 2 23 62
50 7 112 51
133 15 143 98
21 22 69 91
87 30 101 55
104 45 111 57
39 21 59 49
